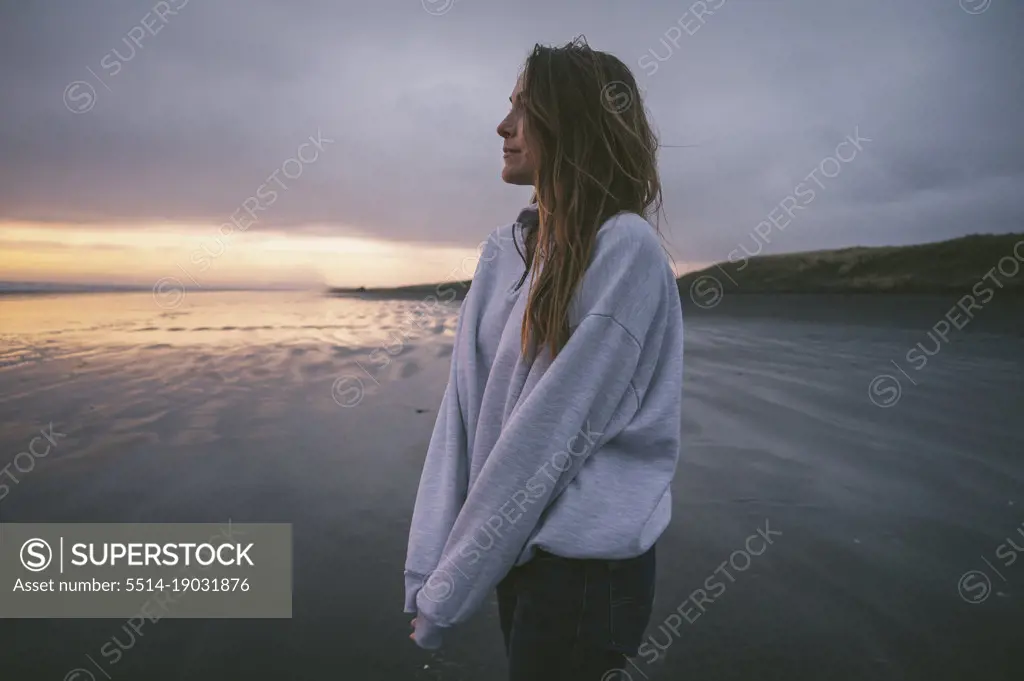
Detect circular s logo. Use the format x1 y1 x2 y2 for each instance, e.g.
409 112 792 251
152 277 187 310
332 375 364 408
421 568 455 603
600 81 635 115
20 538 53 572
868 374 901 408
958 570 991 604
63 81 97 114
689 275 724 309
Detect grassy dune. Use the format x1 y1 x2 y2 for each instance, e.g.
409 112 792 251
676 233 1024 295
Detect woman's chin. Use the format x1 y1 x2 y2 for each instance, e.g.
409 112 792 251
501 165 532 186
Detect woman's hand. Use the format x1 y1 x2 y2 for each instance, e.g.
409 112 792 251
408 614 444 649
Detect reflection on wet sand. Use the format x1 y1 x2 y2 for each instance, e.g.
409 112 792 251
1 291 1022 680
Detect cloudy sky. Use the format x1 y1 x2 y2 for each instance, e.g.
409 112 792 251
1 0 1021 288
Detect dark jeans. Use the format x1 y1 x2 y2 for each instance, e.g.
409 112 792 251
497 544 656 681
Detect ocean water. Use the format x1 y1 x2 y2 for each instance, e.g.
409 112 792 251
1 291 1022 680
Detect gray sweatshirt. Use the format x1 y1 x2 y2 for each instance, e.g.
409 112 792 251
404 206 684 649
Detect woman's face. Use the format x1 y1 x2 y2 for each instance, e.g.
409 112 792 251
496 78 536 186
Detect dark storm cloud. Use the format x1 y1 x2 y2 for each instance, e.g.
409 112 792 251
0 0 1021 260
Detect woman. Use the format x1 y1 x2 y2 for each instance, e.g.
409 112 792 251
404 37 684 680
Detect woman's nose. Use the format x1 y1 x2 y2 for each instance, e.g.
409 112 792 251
497 114 512 138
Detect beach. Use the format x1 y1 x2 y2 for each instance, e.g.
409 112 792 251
1 290 1022 680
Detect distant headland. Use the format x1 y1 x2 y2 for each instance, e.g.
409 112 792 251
327 232 1024 300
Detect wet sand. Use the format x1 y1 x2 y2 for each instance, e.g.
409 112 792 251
0 291 1022 680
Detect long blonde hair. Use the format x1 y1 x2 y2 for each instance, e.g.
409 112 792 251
515 37 663 358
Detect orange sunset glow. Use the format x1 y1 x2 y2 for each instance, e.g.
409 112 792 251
0 220 491 290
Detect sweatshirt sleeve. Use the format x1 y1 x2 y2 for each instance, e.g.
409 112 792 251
403 303 469 623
